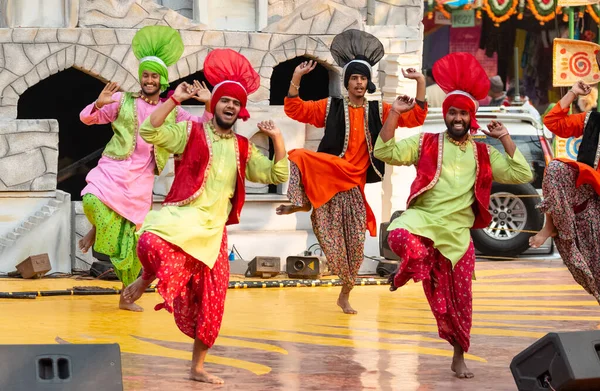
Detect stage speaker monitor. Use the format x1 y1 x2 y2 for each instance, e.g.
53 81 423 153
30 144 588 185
0 343 123 391
510 330 600 391
245 256 280 278
376 259 399 277
16 254 51 279
379 210 404 260
286 256 328 279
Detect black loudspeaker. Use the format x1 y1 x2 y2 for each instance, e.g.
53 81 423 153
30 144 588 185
510 331 600 391
89 260 118 280
286 256 328 279
379 210 404 260
0 344 123 391
245 256 280 278
376 259 399 277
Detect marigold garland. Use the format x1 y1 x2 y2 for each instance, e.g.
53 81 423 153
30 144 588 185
483 0 519 26
527 0 560 25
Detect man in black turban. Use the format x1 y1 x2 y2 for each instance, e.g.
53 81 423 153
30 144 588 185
276 29 428 315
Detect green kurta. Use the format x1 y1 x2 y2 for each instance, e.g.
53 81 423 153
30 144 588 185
374 133 533 266
137 118 289 268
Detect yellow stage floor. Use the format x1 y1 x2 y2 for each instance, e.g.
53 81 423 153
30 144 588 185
1 259 599 390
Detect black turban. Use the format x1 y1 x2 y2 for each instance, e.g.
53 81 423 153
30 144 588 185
330 29 384 94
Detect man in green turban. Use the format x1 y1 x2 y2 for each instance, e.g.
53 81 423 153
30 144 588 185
78 25 211 312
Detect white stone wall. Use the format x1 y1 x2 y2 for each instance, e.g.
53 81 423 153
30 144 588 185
0 119 58 191
0 0 424 269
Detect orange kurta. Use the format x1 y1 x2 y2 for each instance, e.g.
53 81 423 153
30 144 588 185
543 102 600 195
284 96 427 236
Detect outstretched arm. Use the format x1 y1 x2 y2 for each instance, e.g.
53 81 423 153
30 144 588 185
543 81 589 138
245 120 289 184
379 95 416 142
177 80 213 124
284 60 327 127
483 120 533 184
80 82 121 125
150 82 199 128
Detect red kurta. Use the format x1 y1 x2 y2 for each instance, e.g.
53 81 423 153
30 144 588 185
543 102 600 195
284 96 428 236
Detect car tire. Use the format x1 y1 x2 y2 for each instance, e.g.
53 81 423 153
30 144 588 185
471 183 543 258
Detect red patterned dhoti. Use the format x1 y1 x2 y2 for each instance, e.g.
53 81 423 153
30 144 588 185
137 230 229 347
387 228 475 352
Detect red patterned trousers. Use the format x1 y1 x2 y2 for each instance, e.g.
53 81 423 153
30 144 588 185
387 228 475 352
137 231 229 348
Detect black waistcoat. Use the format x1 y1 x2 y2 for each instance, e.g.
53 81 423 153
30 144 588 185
317 97 385 183
578 111 600 169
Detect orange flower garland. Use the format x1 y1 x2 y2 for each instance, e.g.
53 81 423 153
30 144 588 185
483 0 519 26
527 0 560 25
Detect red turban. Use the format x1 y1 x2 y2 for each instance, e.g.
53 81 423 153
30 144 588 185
203 49 260 122
433 53 490 133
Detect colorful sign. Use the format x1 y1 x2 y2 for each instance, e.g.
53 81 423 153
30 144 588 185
554 136 582 160
553 38 600 87
558 0 599 7
451 9 476 27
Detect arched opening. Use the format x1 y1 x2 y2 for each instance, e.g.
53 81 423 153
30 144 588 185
160 70 212 106
17 68 113 200
269 56 332 105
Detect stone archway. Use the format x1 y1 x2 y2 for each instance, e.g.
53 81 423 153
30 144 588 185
17 67 114 200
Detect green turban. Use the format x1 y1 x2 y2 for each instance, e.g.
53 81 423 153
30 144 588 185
132 26 184 92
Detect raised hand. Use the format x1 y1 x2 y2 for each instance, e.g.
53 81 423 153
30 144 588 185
257 120 281 139
96 82 120 108
293 60 317 77
392 95 415 114
401 68 425 81
192 80 211 103
172 81 198 103
482 120 509 139
571 80 591 97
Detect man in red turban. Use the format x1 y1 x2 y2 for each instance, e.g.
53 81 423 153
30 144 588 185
123 49 289 384
374 53 533 379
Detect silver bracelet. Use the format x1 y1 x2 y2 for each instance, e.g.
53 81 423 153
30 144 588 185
290 80 300 90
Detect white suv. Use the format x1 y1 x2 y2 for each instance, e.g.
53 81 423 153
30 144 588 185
379 106 554 260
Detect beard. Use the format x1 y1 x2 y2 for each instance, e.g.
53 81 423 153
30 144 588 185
445 119 470 140
215 112 237 130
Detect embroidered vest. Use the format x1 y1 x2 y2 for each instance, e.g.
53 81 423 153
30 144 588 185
103 92 172 175
577 111 600 169
318 97 385 183
162 121 250 226
407 133 493 229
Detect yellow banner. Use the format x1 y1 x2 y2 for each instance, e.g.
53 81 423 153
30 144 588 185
553 38 600 87
558 0 599 6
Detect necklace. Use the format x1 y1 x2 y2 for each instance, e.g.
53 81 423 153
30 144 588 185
346 96 366 109
207 121 234 141
446 132 470 152
139 92 158 105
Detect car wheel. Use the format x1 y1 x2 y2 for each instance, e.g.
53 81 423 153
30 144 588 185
471 183 543 258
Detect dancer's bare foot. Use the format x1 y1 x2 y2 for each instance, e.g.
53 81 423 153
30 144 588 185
78 226 96 253
119 291 144 312
276 204 311 215
337 290 357 314
190 369 224 384
122 277 153 304
451 344 474 379
529 226 557 248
